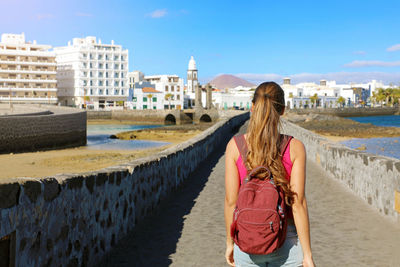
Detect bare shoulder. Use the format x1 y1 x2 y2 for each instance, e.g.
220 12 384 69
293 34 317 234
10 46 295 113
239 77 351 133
289 138 306 160
226 136 239 159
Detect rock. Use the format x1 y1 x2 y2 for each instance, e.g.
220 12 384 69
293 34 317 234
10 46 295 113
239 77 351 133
109 134 118 139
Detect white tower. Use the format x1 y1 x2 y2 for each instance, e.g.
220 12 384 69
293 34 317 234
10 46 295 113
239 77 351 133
187 56 202 108
187 56 198 93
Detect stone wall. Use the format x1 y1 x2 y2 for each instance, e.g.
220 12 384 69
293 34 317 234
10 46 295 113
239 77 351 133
0 105 86 154
0 112 249 266
282 119 400 223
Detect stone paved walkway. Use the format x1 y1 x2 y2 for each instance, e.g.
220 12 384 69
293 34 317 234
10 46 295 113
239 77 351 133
101 122 400 267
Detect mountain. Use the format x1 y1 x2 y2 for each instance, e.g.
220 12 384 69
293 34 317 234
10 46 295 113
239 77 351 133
209 74 255 89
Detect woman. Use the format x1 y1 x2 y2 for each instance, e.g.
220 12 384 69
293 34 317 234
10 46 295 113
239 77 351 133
224 82 314 267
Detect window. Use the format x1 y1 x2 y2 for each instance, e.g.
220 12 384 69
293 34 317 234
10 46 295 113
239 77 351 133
98 63 103 69
99 72 103 78
106 72 108 78
106 89 109 95
177 86 180 92
114 81 119 86
152 97 157 102
143 97 147 102
121 89 124 95
165 86 168 91
114 89 118 95
121 81 124 86
90 89 93 95
90 63 93 68
98 54 102 60
106 81 109 86
98 81 103 86
114 56 119 60
99 89 103 94
121 56 124 60
133 97 137 102
143 105 147 109
90 71 93 77
121 64 124 70
171 86 174 92
121 73 124 78
177 95 180 100
105 63 108 69
90 80 93 86
153 106 156 110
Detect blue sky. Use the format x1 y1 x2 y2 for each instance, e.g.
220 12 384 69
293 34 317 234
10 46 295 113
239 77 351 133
1 0 400 84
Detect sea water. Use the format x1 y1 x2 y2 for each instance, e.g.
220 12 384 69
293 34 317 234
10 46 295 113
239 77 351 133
86 124 169 150
342 115 400 159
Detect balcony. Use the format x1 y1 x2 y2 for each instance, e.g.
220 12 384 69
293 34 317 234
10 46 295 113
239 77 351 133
0 59 56 66
0 96 58 102
0 77 57 83
0 87 58 92
0 69 56 75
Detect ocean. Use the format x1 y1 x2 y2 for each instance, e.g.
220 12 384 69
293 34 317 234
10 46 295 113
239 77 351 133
342 115 400 159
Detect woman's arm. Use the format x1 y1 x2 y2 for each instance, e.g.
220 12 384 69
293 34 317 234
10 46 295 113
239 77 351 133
289 139 314 266
224 138 240 266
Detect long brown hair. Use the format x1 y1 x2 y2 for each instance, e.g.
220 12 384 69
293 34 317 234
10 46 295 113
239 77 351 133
245 81 295 205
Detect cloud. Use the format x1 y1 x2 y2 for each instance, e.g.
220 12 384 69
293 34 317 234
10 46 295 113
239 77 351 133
35 13 54 20
343 60 400 68
353 51 366 55
387 44 400 52
234 72 400 85
75 12 93 17
147 9 167 18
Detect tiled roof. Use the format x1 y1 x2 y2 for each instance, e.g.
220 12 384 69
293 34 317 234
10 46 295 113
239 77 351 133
142 87 162 93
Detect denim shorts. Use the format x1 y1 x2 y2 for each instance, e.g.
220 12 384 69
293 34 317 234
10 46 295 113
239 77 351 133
233 222 303 267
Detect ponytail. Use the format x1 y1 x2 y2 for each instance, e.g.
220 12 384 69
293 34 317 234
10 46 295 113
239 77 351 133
246 82 296 205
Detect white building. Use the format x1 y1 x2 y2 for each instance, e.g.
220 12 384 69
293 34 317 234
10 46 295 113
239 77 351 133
128 73 184 110
54 36 128 109
0 33 57 104
185 56 200 108
280 77 391 108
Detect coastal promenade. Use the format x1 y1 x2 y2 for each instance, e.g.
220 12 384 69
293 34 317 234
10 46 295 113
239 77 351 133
101 121 400 267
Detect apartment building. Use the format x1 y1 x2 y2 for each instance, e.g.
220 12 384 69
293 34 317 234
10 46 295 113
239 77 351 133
0 33 57 104
54 36 128 109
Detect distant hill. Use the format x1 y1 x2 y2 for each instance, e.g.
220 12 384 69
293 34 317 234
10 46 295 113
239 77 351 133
209 74 255 89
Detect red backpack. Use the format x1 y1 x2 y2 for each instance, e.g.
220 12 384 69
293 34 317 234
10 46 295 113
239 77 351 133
230 134 293 255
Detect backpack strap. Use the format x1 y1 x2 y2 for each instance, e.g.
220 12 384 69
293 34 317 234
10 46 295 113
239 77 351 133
233 134 249 170
280 134 293 155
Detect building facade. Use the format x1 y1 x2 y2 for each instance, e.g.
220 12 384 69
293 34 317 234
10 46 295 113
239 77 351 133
127 73 184 110
0 33 57 104
54 36 128 109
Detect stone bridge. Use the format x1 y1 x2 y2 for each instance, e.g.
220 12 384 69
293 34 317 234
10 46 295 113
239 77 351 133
100 120 400 266
87 108 220 125
1 114 400 266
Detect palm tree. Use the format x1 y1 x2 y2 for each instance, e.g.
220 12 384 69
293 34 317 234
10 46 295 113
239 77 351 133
147 94 153 109
337 96 346 107
165 93 173 109
310 93 318 108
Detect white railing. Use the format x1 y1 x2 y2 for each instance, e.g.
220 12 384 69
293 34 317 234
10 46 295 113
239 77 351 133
0 87 57 92
0 69 56 74
0 60 56 66
0 78 57 83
